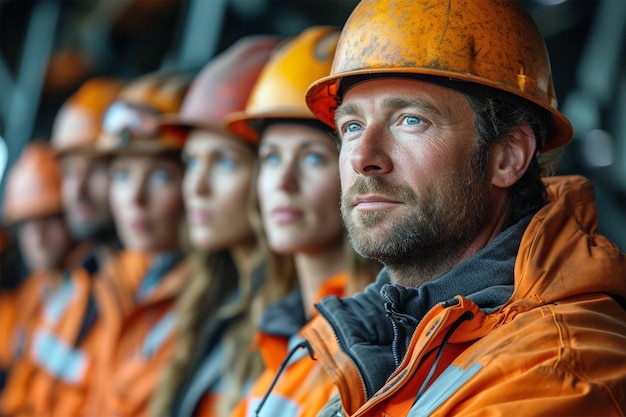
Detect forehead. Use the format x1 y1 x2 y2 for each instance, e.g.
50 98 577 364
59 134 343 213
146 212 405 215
336 77 470 119
185 129 251 153
111 154 180 171
260 122 334 147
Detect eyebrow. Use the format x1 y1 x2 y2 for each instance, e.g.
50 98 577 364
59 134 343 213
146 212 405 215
335 96 444 124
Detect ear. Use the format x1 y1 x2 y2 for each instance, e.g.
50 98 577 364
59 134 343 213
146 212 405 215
490 124 537 188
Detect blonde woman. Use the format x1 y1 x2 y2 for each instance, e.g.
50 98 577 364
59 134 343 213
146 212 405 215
149 36 291 417
227 27 381 417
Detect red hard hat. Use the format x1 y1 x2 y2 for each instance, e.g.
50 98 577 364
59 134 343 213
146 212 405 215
159 35 281 145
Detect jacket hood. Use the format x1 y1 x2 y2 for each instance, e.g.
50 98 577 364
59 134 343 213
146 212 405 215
510 175 625 308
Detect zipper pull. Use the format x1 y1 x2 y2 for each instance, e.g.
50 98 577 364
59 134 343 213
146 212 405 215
385 302 418 368
385 302 418 326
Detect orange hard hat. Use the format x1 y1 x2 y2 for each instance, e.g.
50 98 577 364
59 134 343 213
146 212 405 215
3 141 63 225
160 35 281 145
52 77 124 156
305 0 574 153
99 71 192 155
227 26 340 143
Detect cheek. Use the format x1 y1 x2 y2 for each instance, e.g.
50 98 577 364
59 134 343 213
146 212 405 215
108 185 127 217
150 187 185 220
182 171 198 201
218 179 250 214
88 172 110 201
338 153 354 188
307 175 342 218
256 173 274 214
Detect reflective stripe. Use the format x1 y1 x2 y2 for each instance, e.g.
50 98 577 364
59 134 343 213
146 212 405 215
409 363 483 416
141 311 175 358
44 277 74 324
248 396 301 417
31 329 87 384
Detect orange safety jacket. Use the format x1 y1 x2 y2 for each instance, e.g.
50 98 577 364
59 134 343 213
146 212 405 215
231 272 347 417
1 270 53 391
304 176 626 417
0 270 63 416
0 290 18 374
86 250 188 417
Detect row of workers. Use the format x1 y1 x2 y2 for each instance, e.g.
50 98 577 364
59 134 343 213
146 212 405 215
0 26 381 417
3 0 626 415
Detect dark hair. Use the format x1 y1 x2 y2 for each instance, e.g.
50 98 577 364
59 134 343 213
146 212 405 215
466 95 556 227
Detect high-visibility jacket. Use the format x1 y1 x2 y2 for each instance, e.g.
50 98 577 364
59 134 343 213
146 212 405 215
0 290 18 378
87 250 188 417
304 176 626 417
0 272 46 389
0 271 61 415
231 272 347 417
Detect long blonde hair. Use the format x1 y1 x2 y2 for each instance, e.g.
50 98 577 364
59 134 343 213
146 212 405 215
151 157 295 417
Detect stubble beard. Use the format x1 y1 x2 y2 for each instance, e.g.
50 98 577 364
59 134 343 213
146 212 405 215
341 146 491 287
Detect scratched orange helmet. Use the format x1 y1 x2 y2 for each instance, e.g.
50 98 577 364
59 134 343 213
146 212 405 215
305 0 573 153
3 141 63 225
227 26 340 143
52 77 124 156
99 71 192 155
160 36 281 146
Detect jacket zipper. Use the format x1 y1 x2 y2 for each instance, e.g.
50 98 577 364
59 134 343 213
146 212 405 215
385 302 419 368
354 298 469 416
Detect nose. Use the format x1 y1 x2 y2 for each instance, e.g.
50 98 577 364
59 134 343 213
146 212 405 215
277 158 299 193
185 165 211 197
75 172 89 200
129 180 147 207
348 125 392 176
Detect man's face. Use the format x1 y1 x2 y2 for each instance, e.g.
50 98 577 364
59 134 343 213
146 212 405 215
60 154 114 240
335 78 493 286
17 215 73 272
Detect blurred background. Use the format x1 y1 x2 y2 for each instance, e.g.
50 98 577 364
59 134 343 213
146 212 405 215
0 0 624 250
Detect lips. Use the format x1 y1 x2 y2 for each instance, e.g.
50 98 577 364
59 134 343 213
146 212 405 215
187 208 212 224
353 194 401 211
128 217 151 232
271 206 303 223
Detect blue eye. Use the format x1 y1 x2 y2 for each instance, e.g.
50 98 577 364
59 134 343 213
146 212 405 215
111 168 130 183
403 115 423 126
215 155 237 171
261 152 280 167
346 122 361 133
151 168 172 185
185 157 199 172
304 152 326 166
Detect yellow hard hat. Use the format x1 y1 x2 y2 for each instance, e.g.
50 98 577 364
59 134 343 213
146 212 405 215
305 0 573 153
52 77 124 156
3 141 63 225
99 71 192 155
160 36 281 145
227 26 340 143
